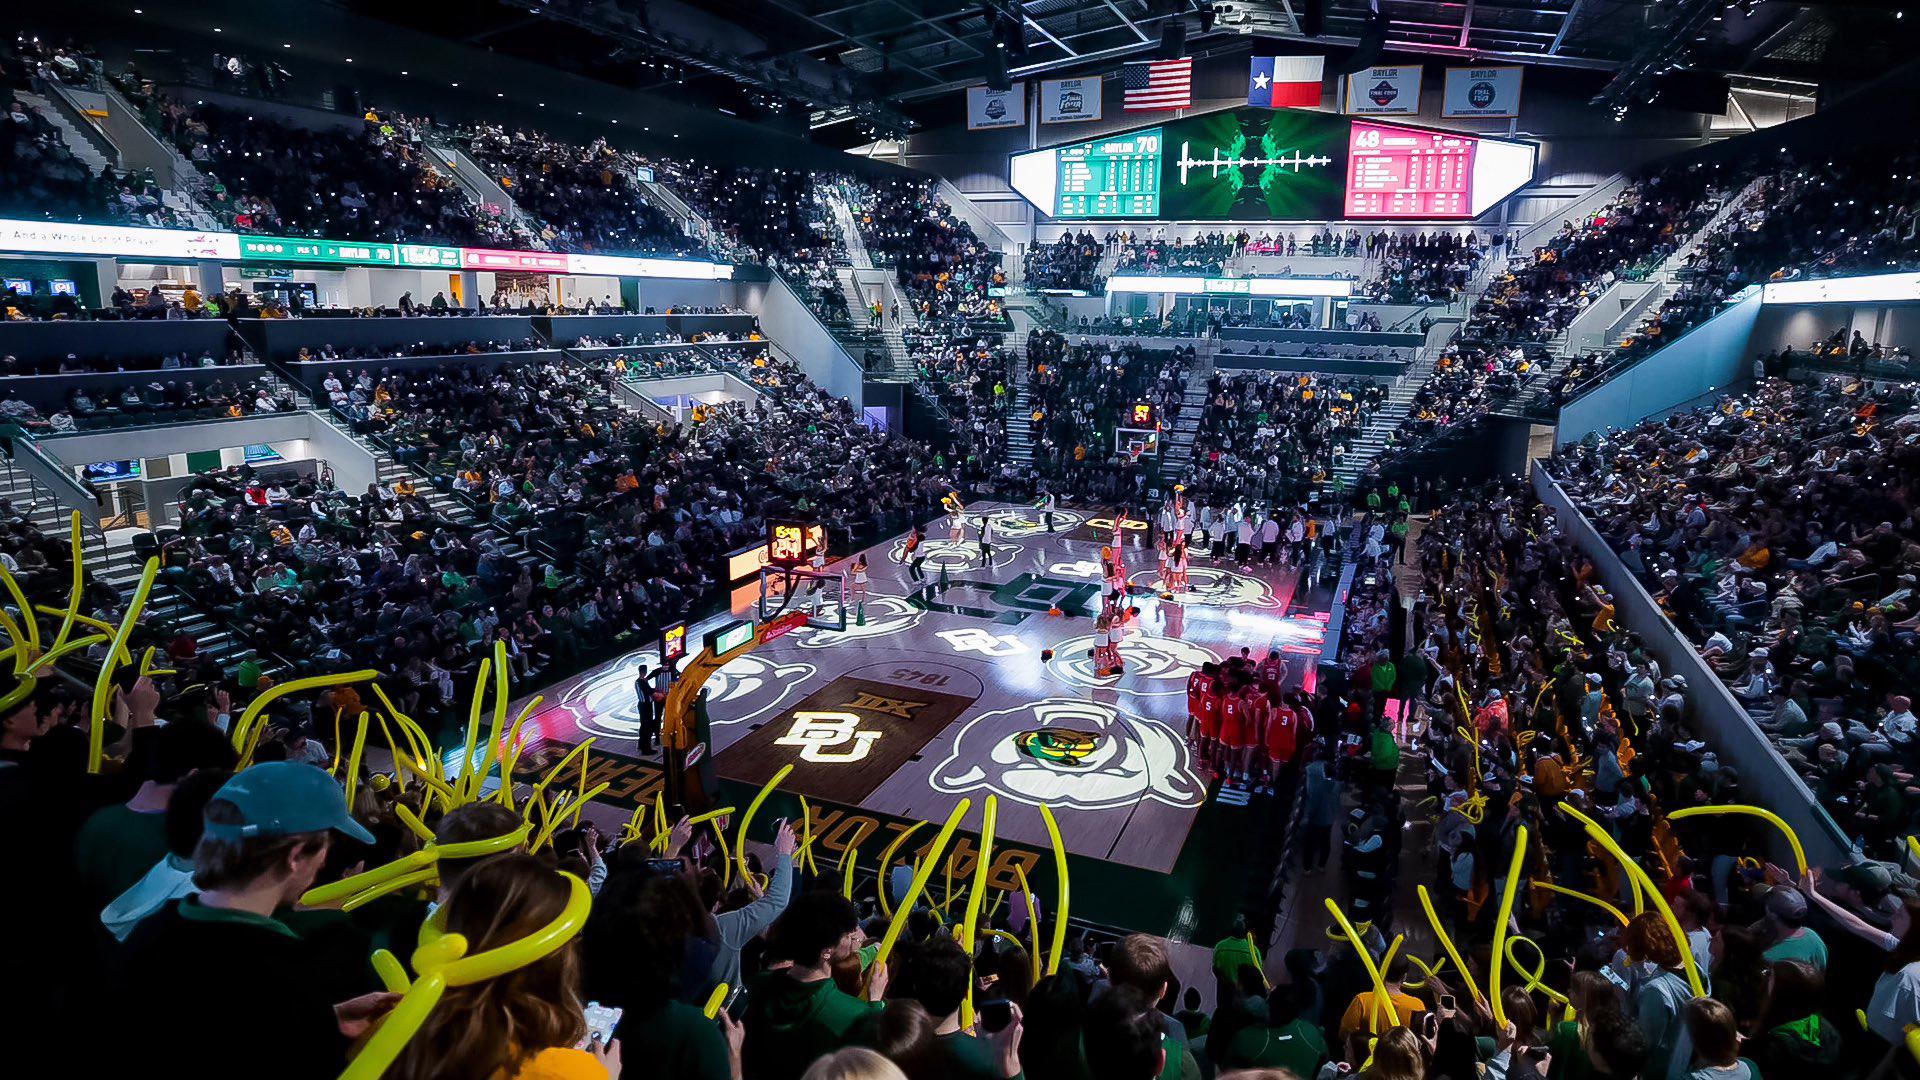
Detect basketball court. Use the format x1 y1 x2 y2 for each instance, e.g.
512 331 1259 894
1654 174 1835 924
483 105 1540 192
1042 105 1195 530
509 502 1339 934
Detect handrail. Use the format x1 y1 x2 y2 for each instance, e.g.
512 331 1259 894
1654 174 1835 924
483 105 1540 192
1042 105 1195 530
33 76 122 169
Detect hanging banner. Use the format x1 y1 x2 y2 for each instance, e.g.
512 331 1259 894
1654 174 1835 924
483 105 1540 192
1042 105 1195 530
1039 77 1102 124
1442 66 1524 119
967 84 1026 130
1343 66 1423 116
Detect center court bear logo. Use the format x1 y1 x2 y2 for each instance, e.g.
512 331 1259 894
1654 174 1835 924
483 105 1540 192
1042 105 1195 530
1049 634 1222 694
788 593 926 649
561 649 815 738
1127 565 1281 608
930 698 1204 811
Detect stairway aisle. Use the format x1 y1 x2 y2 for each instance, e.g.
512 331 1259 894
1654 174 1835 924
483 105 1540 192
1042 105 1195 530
15 89 112 173
1158 363 1212 485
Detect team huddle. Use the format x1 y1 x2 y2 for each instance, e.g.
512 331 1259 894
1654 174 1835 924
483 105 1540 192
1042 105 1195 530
1187 652 1308 789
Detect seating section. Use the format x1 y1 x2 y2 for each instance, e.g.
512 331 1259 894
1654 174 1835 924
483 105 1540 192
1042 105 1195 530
458 123 697 256
1021 331 1193 501
1182 371 1383 504
1552 377 1920 858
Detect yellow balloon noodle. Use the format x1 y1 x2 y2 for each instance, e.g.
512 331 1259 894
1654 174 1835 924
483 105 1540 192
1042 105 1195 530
1015 863 1043 983
342 868 438 911
799 796 818 877
1417 884 1486 1007
1666 804 1807 877
713 819 733 886
1488 825 1530 1029
24 632 108 674
735 763 794 889
343 713 373 807
229 668 381 755
841 838 862 900
87 557 156 773
1558 803 1703 997
1908 1025 1920 1067
1040 803 1071 977
1405 954 1447 991
1325 897 1398 1029
1531 880 1629 927
875 821 927 919
704 982 730 1020
959 795 998 1030
456 657 491 800
868 799 971 990
44 512 83 656
339 872 592 1080
373 712 408 793
686 806 737 828
1504 936 1571 1010
0 563 39 658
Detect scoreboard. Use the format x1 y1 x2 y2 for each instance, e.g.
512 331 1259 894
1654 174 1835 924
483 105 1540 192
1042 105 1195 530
1010 105 1535 222
1056 131 1162 218
1344 122 1475 218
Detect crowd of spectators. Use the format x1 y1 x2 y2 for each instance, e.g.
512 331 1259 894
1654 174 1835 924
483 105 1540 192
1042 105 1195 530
1355 233 1484 305
1552 377 1920 857
1387 167 1732 449
0 345 247 376
1181 371 1383 504
1024 233 1104 293
458 122 699 257
1021 330 1192 502
1 374 293 432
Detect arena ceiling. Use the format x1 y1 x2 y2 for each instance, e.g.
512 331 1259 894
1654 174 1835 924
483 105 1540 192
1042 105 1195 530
344 0 1912 114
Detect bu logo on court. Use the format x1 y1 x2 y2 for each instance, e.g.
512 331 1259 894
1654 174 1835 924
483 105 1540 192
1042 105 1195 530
773 711 884 763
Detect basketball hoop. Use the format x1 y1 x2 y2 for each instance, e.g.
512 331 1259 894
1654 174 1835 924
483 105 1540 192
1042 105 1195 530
758 564 850 632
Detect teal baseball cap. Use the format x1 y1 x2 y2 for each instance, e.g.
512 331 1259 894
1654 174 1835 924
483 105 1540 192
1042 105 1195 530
202 761 375 844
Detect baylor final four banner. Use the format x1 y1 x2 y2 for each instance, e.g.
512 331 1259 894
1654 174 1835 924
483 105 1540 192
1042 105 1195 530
967 84 1026 130
1442 65 1523 118
1343 66 1422 116
1039 78 1103 124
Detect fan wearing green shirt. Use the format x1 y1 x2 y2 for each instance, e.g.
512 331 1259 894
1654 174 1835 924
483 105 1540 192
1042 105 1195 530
1220 982 1327 1076
1758 889 1827 973
889 934 1023 1079
74 715 236 912
743 891 887 1080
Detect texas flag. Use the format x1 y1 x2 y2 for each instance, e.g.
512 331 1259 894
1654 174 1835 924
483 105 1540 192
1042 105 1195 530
1248 55 1325 108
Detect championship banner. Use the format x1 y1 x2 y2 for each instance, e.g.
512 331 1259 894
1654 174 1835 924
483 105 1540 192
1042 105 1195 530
1442 65 1524 119
1039 77 1102 124
1344 66 1422 116
967 84 1027 130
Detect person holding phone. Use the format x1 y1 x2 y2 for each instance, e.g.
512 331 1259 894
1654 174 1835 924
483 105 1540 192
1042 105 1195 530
583 858 741 1080
743 890 886 1080
890 936 1023 1079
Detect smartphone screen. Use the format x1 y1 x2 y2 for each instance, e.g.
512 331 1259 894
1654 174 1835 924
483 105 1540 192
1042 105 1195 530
978 999 1014 1034
582 1001 623 1044
1439 995 1456 1012
724 986 748 1021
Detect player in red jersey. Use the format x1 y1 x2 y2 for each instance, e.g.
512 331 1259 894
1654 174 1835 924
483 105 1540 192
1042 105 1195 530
1191 662 1222 756
1217 684 1249 781
1263 689 1298 794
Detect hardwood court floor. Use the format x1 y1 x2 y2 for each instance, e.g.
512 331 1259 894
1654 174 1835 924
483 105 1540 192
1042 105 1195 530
519 503 1331 883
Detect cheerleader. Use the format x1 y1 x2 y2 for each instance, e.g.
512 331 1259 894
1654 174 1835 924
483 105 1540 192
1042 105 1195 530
1102 544 1128 597
849 554 869 604
1093 612 1124 676
1110 507 1131 552
1155 535 1171 590
1168 542 1190 594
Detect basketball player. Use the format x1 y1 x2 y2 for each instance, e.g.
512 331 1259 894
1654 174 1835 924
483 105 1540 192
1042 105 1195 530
1258 648 1288 690
1262 688 1298 795
1196 662 1223 761
1186 661 1217 744
1216 681 1248 781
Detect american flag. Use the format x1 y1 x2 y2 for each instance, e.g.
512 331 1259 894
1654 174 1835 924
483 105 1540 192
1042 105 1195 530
1121 58 1193 111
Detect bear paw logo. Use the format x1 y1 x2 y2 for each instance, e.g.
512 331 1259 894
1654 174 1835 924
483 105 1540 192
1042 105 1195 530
1127 565 1280 608
930 698 1204 810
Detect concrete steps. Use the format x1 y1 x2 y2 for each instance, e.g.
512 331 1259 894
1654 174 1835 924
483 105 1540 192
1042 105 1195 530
15 89 111 173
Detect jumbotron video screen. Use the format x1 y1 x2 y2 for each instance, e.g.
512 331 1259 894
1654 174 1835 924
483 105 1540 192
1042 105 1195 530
1010 105 1536 222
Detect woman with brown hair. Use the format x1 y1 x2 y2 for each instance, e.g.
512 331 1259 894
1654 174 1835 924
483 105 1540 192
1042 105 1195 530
389 854 620 1080
1622 911 1692 1080
1357 1026 1428 1080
